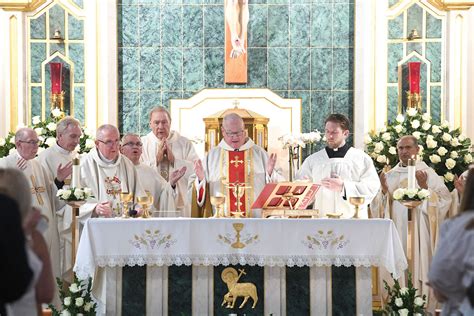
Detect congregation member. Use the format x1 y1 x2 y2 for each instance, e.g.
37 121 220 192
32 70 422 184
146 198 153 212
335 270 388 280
0 128 62 282
1 168 55 316
80 124 144 218
448 163 474 217
38 116 81 280
370 135 451 308
428 168 474 316
141 106 197 216
120 133 182 216
191 112 283 218
296 113 380 218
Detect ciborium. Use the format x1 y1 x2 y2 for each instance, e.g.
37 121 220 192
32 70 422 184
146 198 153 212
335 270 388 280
349 196 365 219
137 194 153 218
210 195 226 218
120 192 133 218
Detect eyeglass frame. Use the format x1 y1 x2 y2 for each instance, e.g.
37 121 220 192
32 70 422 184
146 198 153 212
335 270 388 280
18 140 40 145
97 139 121 147
222 129 245 138
122 141 143 147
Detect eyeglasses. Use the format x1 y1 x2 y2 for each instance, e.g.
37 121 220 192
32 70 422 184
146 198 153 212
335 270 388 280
223 130 244 137
123 142 143 147
18 140 40 145
97 139 120 147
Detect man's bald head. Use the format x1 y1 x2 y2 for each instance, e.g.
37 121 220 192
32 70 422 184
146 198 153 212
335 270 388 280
95 124 120 160
221 113 246 149
15 128 39 160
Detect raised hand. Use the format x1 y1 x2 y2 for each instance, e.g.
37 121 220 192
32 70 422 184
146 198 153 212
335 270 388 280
170 166 187 187
95 201 112 218
194 159 205 182
156 141 165 164
415 170 428 189
56 162 73 182
16 157 27 170
379 171 389 194
453 174 465 196
165 141 175 164
266 153 277 176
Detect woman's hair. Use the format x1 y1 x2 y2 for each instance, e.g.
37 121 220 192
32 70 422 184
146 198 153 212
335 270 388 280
0 168 32 220
460 168 474 213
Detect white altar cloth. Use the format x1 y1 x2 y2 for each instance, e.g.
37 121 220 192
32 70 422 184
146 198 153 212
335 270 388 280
74 218 407 280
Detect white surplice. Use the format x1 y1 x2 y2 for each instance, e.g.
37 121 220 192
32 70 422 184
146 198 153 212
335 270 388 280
135 163 177 216
296 147 380 219
38 143 76 279
141 131 198 216
0 154 62 279
79 148 145 218
190 139 284 218
370 161 452 305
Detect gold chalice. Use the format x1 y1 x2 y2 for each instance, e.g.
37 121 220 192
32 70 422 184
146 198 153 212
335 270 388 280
231 223 245 249
210 195 226 218
120 192 133 218
349 196 365 219
137 194 153 218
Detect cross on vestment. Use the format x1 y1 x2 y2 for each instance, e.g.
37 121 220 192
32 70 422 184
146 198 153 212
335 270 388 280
230 156 244 168
224 0 248 83
30 175 46 205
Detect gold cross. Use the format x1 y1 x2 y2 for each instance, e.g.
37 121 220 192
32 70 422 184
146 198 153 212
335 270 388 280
230 156 244 168
30 175 45 205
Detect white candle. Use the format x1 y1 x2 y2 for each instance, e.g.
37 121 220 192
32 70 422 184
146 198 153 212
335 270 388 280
71 158 81 188
407 157 416 189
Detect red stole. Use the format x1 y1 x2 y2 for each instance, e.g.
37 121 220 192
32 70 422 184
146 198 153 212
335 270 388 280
227 151 246 215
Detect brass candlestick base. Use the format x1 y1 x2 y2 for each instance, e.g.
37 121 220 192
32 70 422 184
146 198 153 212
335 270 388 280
349 196 365 219
66 200 86 281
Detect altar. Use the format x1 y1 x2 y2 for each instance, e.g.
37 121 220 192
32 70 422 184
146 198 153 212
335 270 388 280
75 218 406 316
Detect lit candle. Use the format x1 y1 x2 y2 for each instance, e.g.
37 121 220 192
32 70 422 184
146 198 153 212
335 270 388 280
71 158 81 189
407 156 416 189
408 62 421 94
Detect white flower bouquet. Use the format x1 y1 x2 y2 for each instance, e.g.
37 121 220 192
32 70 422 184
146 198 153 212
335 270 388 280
383 272 426 315
57 187 93 202
48 275 97 316
392 188 430 202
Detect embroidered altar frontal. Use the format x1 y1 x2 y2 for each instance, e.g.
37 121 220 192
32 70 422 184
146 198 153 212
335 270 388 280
75 218 407 315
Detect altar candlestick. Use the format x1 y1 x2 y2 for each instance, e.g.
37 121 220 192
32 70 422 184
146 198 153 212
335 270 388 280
407 156 416 189
408 62 421 94
71 158 81 188
50 62 63 94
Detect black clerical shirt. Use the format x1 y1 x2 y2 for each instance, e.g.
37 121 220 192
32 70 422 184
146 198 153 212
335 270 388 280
325 142 351 158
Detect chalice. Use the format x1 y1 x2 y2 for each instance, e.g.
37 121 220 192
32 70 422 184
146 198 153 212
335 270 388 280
231 223 245 249
349 196 365 219
120 192 133 218
137 194 153 218
210 195 226 218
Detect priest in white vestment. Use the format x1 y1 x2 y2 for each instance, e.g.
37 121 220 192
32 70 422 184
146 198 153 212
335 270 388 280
79 125 144 218
0 128 62 282
191 113 283 218
141 107 197 216
38 116 81 279
371 135 451 307
121 133 182 216
296 114 380 219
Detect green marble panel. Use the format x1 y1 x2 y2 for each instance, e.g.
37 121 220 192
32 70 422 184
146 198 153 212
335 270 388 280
290 48 310 90
118 48 140 90
407 3 423 38
139 92 161 132
389 0 399 7
140 47 161 90
248 48 267 87
163 0 182 5
162 6 182 47
118 5 139 47
162 48 183 90
183 48 204 91
426 42 441 82
203 0 220 4
407 42 422 56
168 266 192 316
122 266 146 316
119 0 138 4
73 86 85 124
183 6 203 47
332 266 356 316
204 48 224 87
139 0 160 4
310 4 332 47
139 5 161 47
274 90 288 98
285 267 310 315
30 13 46 39
333 3 354 48
30 43 46 83
119 92 140 133
268 5 289 47
334 0 354 3
248 5 267 48
69 43 84 83
311 48 332 90
426 13 442 39
290 5 310 46
49 5 65 41
162 91 183 108
71 0 84 9
267 0 288 5
214 265 264 316
291 0 311 5
311 91 332 131
387 43 403 83
31 87 42 119
388 14 403 39
203 6 224 47
387 86 399 123
290 90 310 132
333 91 353 119
333 48 353 90
50 43 65 56
268 48 289 90
430 86 441 122
68 14 83 40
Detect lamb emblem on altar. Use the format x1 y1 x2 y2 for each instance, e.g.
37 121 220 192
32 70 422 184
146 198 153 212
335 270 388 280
221 267 258 309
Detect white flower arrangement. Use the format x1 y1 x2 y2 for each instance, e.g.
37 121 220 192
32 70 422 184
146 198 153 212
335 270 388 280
57 187 93 202
279 131 322 149
49 275 96 316
393 188 430 201
384 272 426 315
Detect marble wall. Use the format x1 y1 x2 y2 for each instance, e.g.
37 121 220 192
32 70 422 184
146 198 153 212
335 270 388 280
118 0 355 135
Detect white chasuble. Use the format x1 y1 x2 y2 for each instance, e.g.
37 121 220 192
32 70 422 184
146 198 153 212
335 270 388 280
0 154 62 279
296 147 380 219
190 139 284 218
135 163 176 216
370 161 451 304
141 131 198 215
80 148 144 218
